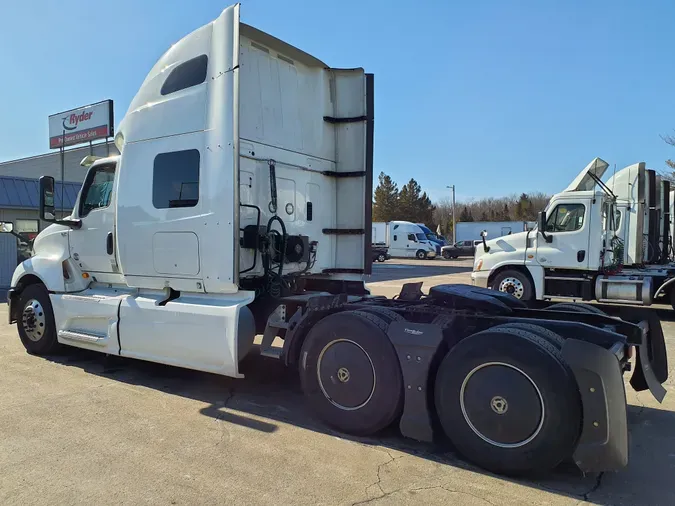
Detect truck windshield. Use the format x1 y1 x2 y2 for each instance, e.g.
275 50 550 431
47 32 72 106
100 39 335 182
416 233 426 241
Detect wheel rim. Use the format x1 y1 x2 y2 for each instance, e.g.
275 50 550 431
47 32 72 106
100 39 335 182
498 277 525 299
21 299 46 342
378 254 385 262
317 339 376 411
417 251 425 259
459 361 544 448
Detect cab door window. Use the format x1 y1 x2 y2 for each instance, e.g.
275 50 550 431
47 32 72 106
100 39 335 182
545 203 585 233
79 164 116 217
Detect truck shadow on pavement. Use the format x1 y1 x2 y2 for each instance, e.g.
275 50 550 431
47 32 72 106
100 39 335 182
41 345 675 506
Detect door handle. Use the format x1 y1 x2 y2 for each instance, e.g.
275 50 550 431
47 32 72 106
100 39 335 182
106 232 114 255
577 250 586 262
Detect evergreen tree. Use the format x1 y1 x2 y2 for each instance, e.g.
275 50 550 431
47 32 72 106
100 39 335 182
515 193 534 220
372 172 399 222
396 179 435 223
459 206 473 222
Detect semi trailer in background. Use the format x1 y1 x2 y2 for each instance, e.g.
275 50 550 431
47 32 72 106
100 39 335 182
456 221 534 243
372 221 436 259
1 6 667 478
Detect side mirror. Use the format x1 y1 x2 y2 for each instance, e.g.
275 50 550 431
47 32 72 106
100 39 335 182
0 221 14 233
480 230 490 252
538 211 553 243
39 176 56 222
38 176 81 229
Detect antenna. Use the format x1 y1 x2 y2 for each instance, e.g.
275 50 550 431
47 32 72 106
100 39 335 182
612 163 616 194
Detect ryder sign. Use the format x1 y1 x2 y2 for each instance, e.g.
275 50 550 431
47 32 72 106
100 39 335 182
48 100 114 148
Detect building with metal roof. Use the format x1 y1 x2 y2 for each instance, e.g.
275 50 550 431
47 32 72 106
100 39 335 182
0 140 118 289
0 176 81 211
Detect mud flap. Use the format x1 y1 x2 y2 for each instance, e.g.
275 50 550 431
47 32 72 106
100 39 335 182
387 321 444 442
562 339 628 473
630 317 668 402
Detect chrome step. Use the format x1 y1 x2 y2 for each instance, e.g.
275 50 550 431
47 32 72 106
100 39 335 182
58 330 107 345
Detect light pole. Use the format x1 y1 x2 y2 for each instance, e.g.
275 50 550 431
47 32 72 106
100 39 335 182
447 185 456 244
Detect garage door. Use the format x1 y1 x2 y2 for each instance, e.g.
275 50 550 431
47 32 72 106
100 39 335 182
0 233 17 291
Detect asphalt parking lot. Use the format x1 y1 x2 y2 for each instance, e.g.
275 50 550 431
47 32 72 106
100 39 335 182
1 258 674 505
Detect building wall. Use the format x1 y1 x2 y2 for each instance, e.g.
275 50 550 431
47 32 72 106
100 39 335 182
0 209 73 290
0 141 118 184
0 208 71 230
0 234 17 289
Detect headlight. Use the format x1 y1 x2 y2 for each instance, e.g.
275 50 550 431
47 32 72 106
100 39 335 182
474 259 483 272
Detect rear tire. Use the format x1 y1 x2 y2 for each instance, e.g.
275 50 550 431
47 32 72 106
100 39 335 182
360 307 404 324
377 254 386 262
416 249 427 260
442 251 451 259
434 327 581 475
17 284 61 355
299 310 404 436
548 302 606 315
493 322 564 350
490 269 534 301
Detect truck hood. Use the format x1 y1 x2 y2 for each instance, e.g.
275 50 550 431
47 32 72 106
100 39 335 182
474 230 529 269
564 157 609 192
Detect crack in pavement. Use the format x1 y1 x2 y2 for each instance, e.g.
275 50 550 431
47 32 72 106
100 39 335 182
582 472 605 501
635 394 647 418
213 389 235 447
351 452 407 505
351 482 497 505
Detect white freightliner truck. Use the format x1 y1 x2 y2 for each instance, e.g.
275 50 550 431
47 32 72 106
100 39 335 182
372 221 437 259
1 5 669 477
472 157 675 308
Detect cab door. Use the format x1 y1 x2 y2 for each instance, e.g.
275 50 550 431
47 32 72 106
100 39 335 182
68 162 118 275
536 200 591 269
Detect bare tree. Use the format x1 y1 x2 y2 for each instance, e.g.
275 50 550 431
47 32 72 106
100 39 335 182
662 132 675 171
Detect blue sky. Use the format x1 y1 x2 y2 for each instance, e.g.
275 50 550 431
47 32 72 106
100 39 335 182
1 0 674 202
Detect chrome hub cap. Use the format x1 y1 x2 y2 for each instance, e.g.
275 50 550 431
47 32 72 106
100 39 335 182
337 367 350 383
22 299 46 342
498 277 524 299
490 396 508 415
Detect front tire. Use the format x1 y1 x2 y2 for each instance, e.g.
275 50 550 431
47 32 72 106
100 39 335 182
377 253 386 262
17 284 60 355
491 269 534 301
434 326 581 475
416 249 427 260
299 311 403 436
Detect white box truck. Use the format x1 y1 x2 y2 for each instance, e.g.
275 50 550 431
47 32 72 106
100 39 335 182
372 221 436 259
1 6 667 477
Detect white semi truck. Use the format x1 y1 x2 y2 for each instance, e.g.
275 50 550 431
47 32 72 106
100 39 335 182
372 221 437 259
472 157 675 309
1 5 668 477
